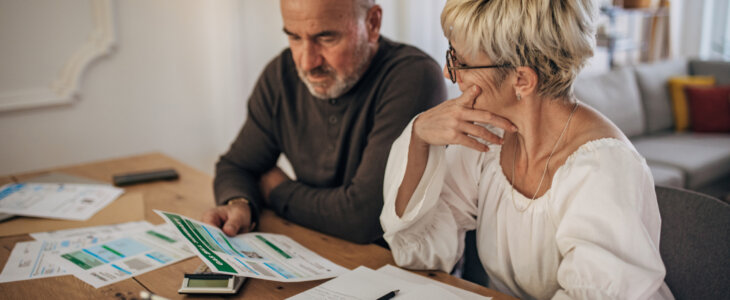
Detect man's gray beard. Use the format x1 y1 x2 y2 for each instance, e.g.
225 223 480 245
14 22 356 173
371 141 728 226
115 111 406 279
297 39 373 99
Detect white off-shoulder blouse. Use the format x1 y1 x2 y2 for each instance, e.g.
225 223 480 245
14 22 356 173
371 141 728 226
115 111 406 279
380 119 674 300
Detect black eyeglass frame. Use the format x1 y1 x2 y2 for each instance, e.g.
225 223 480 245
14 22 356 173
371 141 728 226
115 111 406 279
446 43 512 83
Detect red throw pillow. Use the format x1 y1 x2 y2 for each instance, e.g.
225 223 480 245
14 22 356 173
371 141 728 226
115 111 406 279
684 85 730 132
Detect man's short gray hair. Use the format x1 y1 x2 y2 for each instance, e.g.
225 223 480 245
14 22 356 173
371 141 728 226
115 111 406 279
441 0 597 99
355 0 375 18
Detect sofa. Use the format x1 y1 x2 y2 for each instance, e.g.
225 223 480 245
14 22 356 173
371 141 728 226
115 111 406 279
573 59 730 199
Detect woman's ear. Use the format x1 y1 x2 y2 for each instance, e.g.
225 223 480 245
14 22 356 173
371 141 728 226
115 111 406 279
513 66 538 99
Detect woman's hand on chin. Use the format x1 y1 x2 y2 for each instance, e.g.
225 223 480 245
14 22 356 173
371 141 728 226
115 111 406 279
413 85 517 152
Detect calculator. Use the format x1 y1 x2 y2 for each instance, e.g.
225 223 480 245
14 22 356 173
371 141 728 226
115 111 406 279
178 263 247 294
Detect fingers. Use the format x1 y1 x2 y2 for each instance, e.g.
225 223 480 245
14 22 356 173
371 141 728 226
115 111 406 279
460 122 503 145
222 220 242 236
222 207 252 236
454 85 481 107
415 85 518 149
454 133 489 152
461 109 518 133
450 86 516 133
201 208 223 228
202 205 253 236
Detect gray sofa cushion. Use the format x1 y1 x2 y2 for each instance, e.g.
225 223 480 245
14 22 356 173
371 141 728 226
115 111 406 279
633 133 730 189
648 162 685 188
690 60 730 85
634 59 688 133
574 67 645 137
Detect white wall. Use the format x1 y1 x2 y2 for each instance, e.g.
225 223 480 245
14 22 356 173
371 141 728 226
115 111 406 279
0 0 253 176
209 1 288 169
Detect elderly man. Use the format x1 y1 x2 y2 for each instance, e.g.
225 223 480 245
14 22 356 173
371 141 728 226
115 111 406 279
203 0 446 244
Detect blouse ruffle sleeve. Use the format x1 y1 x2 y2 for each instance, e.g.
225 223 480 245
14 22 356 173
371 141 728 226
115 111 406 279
380 118 483 272
550 140 667 299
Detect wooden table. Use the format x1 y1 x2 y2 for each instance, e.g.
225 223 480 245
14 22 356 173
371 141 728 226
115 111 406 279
0 153 515 299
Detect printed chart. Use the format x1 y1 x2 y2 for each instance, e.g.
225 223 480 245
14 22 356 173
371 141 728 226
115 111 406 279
57 225 193 288
156 210 348 282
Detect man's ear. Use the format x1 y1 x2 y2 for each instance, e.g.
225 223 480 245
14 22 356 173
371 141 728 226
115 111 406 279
513 66 538 98
365 5 382 43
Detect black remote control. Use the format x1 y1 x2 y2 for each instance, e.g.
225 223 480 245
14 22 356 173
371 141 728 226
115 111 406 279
113 169 179 186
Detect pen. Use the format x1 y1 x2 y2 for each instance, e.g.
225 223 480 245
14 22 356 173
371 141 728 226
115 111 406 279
376 289 399 300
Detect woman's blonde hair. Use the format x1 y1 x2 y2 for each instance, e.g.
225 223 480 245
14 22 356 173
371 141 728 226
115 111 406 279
441 0 596 99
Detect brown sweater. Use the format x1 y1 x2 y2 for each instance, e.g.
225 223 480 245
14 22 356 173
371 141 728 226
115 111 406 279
214 37 446 244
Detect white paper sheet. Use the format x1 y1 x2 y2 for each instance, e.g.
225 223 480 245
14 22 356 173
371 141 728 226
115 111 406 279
30 221 152 240
377 265 491 300
155 210 348 282
288 266 463 300
0 183 124 220
55 224 194 288
0 221 154 283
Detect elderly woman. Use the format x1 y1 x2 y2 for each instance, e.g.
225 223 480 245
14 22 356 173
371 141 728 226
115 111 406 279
380 0 674 299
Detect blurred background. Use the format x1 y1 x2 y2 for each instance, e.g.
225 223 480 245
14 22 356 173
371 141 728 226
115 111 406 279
0 0 728 176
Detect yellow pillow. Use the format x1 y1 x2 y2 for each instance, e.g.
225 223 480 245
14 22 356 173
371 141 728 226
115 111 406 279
668 76 715 131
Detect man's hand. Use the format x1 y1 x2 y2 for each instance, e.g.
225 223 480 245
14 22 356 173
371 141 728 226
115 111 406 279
259 167 290 204
202 200 254 236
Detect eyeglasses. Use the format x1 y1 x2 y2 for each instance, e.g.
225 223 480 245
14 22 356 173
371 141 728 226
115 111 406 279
446 43 511 83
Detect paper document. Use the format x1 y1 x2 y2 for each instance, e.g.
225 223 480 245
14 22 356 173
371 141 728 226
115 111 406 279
29 220 152 240
0 221 153 283
288 266 466 300
156 210 348 282
56 224 194 288
0 212 13 222
376 265 490 299
0 192 145 237
0 183 124 220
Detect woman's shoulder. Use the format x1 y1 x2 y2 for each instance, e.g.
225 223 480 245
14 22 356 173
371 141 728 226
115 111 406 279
558 103 647 176
547 103 638 174
546 104 656 226
567 138 641 163
570 103 630 145
559 140 648 186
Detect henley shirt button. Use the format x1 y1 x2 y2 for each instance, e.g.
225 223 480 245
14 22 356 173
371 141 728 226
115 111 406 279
328 116 338 124
329 99 337 105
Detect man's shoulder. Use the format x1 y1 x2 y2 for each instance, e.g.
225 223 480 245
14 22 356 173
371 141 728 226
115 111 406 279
260 48 297 77
254 48 300 96
371 37 443 88
361 37 446 110
378 36 439 67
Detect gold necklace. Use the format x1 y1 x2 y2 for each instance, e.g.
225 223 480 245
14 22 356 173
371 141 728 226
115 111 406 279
511 102 579 212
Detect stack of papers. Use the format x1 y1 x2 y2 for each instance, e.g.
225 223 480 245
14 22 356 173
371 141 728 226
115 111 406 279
0 192 145 237
0 221 195 288
0 221 150 283
156 210 348 282
0 175 196 288
55 223 194 287
0 183 123 221
289 265 491 300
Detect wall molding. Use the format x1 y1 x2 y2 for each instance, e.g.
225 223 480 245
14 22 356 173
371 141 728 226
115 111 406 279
0 0 116 112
